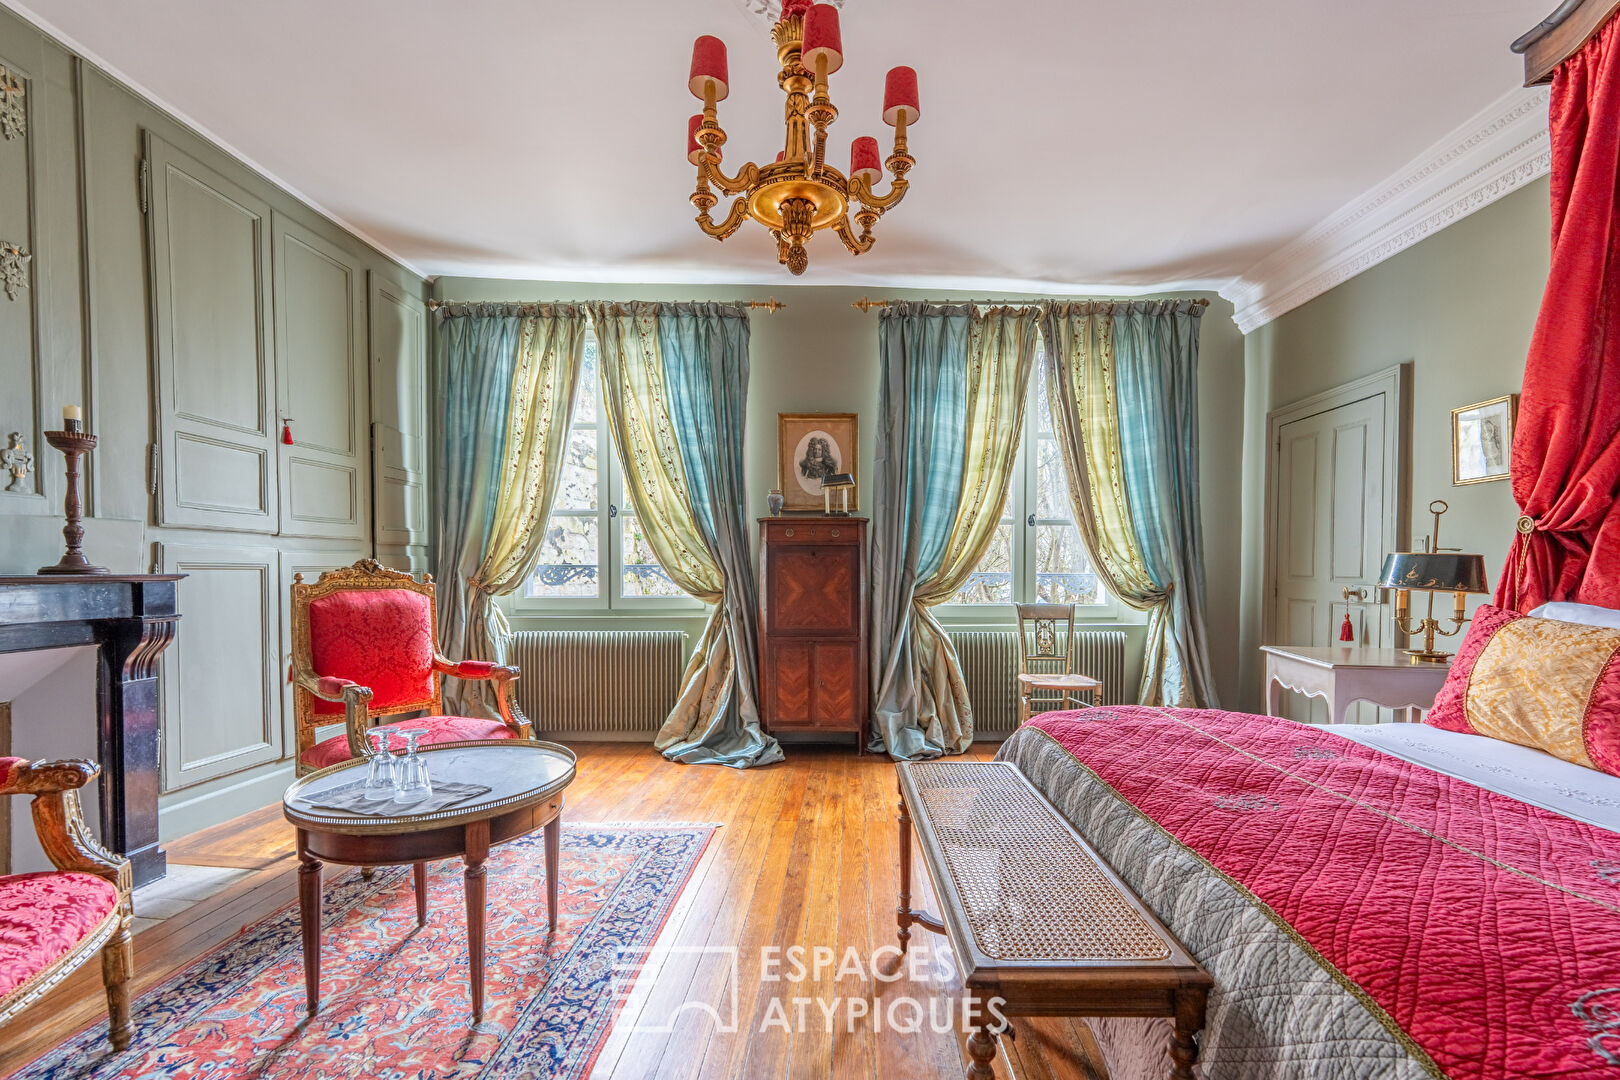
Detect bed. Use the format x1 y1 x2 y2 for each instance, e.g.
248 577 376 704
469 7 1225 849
995 706 1620 1078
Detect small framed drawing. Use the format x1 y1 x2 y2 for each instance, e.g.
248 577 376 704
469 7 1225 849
778 412 858 511
1451 394 1517 485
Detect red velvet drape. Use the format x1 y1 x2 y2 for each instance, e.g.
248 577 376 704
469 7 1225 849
1498 14 1620 612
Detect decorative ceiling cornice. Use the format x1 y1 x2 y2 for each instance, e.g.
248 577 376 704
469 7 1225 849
1222 87 1551 335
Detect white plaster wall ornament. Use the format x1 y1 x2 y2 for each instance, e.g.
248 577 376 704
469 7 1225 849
0 65 23 141
1 432 30 493
0 241 30 300
732 0 844 25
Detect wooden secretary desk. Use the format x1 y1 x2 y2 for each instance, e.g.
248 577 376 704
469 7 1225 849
757 516 869 751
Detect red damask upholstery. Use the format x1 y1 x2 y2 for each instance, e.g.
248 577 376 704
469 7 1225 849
0 871 119 999
308 589 435 716
0 758 23 790
297 715 518 770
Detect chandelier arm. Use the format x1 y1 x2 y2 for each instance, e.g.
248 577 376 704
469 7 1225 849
834 216 874 256
697 196 751 241
700 155 759 196
852 174 910 212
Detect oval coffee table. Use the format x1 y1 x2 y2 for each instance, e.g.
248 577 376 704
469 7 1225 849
283 739 577 1021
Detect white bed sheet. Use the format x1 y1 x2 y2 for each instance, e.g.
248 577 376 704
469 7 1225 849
1323 722 1620 833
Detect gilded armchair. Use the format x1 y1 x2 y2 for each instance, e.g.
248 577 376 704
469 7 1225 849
289 559 531 774
0 757 133 1050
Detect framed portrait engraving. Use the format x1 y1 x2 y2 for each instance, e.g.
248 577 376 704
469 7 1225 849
1451 394 1517 485
777 412 858 511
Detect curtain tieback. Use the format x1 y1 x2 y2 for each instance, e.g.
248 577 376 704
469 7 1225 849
1517 515 1537 535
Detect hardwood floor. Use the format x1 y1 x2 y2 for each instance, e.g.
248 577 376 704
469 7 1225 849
0 743 1108 1079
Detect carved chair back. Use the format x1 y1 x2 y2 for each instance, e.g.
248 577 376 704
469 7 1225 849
1016 602 1077 676
290 560 443 761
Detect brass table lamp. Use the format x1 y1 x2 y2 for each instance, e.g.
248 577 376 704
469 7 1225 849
1377 500 1489 662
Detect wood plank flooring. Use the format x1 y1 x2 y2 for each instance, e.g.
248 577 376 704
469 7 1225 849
0 743 1108 1080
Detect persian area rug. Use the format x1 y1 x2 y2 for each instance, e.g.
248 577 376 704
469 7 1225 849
19 823 714 1080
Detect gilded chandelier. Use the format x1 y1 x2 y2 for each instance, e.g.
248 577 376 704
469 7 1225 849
686 0 919 275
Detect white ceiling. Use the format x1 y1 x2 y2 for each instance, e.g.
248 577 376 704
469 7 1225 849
9 0 1550 292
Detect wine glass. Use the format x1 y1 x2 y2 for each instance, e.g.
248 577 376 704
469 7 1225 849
393 729 432 804
362 730 397 802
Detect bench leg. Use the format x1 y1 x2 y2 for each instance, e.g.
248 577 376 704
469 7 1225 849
101 914 133 1051
897 792 913 954
1170 987 1207 1080
966 1025 998 1079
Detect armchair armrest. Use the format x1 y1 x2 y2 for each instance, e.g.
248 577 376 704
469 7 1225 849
432 654 530 739
290 664 376 761
0 759 129 894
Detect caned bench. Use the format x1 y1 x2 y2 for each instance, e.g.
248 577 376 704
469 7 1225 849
896 761 1212 1080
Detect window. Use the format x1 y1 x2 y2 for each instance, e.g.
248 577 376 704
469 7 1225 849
522 332 694 610
946 347 1109 612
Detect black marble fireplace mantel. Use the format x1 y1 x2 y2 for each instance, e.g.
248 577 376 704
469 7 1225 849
0 574 182 887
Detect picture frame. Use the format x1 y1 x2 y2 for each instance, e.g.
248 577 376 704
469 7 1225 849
1451 394 1517 486
777 412 858 511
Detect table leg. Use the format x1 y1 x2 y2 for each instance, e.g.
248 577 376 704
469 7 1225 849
896 785 913 954
464 819 491 1022
413 861 427 926
295 830 322 1015
544 813 561 931
1169 987 1207 1080
1266 674 1284 718
966 1025 998 1079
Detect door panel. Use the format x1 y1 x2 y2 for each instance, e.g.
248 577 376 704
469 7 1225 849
1272 393 1391 723
767 547 858 635
770 644 812 725
147 133 276 532
0 43 42 509
159 541 281 789
369 272 427 571
274 213 367 539
811 642 858 728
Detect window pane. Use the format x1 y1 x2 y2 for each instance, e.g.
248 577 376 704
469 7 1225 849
951 521 1013 605
1034 360 1054 434
1034 436 1070 520
574 338 599 426
621 514 684 598
1036 523 1102 605
528 515 599 598
553 426 598 511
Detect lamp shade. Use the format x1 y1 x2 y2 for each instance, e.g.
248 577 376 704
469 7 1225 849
779 0 813 22
688 115 720 165
850 136 881 185
801 4 844 75
689 35 730 101
1377 552 1490 594
883 66 919 126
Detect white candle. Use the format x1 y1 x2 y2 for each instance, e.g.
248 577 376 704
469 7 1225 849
62 405 81 423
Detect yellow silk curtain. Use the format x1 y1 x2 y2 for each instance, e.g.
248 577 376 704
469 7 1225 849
456 308 589 715
909 307 1040 751
586 303 735 754
1041 304 1176 703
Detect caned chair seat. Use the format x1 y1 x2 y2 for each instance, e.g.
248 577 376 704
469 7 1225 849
1017 673 1103 692
298 714 520 771
0 871 120 999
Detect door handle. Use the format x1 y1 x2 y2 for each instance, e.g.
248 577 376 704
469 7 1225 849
1026 513 1035 528
608 503 618 519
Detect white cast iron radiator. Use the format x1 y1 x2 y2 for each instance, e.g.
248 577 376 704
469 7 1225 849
508 630 685 738
948 629 1128 736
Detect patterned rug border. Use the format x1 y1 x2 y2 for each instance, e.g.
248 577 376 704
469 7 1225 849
25 821 716 1080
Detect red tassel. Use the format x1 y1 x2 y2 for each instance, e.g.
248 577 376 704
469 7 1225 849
1339 611 1355 642
281 420 294 445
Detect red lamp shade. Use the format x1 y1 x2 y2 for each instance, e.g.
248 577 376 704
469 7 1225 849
883 66 919 126
850 136 881 186
688 115 721 165
689 35 730 101
801 4 843 76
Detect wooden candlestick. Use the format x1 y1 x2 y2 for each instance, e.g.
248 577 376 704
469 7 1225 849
38 429 108 575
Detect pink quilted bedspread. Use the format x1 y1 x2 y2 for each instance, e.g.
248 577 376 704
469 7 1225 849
1029 707 1620 1078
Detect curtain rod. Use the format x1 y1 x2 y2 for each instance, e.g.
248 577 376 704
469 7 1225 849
851 296 1211 312
426 298 785 313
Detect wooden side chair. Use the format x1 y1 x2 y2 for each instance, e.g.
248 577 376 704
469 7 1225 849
1015 603 1103 724
289 559 532 775
0 757 133 1050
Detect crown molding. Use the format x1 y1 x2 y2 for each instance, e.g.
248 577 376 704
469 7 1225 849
1222 87 1551 334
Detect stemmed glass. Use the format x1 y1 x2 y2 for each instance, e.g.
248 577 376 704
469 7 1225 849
393 729 432 804
362 730 397 802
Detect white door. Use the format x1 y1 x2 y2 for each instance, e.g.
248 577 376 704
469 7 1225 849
1270 393 1395 723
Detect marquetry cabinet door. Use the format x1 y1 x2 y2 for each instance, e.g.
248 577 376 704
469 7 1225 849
368 271 429 572
146 133 278 533
157 541 283 790
273 213 369 540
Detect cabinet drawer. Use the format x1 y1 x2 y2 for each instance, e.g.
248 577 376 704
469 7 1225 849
762 520 859 545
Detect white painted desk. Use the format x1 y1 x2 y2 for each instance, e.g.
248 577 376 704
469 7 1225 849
1260 646 1452 725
